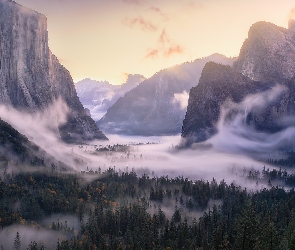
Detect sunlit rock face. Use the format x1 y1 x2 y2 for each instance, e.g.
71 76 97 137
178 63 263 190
98 54 235 135
234 21 295 83
182 21 295 144
75 74 146 121
0 0 107 142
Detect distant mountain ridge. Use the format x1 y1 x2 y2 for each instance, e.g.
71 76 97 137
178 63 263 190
0 0 107 143
182 20 295 144
75 74 146 120
97 54 235 135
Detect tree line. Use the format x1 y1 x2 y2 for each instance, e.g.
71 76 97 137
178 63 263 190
1 166 295 249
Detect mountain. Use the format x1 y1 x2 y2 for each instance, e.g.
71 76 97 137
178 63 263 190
234 20 295 83
0 0 107 143
0 118 69 170
75 74 146 120
75 79 119 107
97 54 235 135
182 20 295 144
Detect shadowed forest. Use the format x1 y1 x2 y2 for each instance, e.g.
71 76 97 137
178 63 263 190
2 165 295 249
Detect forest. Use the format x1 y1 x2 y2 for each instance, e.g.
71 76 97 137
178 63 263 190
1 164 295 249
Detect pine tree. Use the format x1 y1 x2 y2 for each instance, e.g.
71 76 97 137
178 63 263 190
14 232 21 250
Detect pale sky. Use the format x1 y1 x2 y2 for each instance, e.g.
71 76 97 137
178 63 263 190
14 0 295 85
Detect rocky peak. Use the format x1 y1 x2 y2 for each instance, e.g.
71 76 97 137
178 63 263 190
233 21 295 83
0 0 107 142
119 74 146 93
98 55 235 136
181 62 267 142
182 20 295 145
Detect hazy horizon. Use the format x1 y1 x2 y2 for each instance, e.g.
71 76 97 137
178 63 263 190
13 0 295 85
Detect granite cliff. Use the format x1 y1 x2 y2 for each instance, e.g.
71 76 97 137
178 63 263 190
0 118 69 169
98 54 235 135
75 74 146 120
182 20 295 144
0 0 107 142
234 20 295 83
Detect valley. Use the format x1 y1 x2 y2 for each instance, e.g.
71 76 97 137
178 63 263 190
1 0 295 249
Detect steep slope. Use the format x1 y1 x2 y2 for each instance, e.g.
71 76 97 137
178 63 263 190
98 54 235 135
75 79 119 107
75 74 145 120
118 74 147 95
0 0 107 142
0 118 68 169
182 20 295 143
234 20 295 83
182 62 274 142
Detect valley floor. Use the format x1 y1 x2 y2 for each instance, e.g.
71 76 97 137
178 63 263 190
0 166 295 249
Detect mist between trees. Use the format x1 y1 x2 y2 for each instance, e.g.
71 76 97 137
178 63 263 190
0 165 295 249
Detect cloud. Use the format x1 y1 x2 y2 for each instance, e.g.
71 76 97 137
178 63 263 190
145 28 184 59
122 16 158 31
173 91 189 110
0 225 66 249
158 29 184 56
207 85 293 155
0 99 84 169
148 6 169 21
164 45 184 57
159 28 170 45
0 98 276 192
145 49 159 58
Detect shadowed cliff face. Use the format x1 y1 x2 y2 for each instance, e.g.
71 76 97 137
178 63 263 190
181 63 267 142
0 0 107 142
0 117 70 170
182 21 295 145
98 54 235 136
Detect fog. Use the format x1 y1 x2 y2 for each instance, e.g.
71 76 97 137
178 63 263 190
172 90 189 110
208 85 295 155
0 225 66 249
2 86 295 248
0 92 286 187
71 85 295 188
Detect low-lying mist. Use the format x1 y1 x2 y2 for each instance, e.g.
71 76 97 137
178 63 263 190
208 85 294 155
1 86 294 188
2 86 295 249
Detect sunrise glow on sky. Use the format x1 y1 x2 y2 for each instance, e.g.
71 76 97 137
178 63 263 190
14 0 295 85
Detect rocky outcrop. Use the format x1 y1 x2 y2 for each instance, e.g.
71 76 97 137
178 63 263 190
234 21 295 83
0 0 107 142
75 74 145 120
98 54 235 135
75 79 119 107
182 20 295 143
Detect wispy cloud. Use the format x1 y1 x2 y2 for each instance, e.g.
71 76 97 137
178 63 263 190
145 49 159 58
148 6 169 21
159 28 170 45
173 91 189 110
145 28 184 59
164 45 184 57
123 16 158 31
